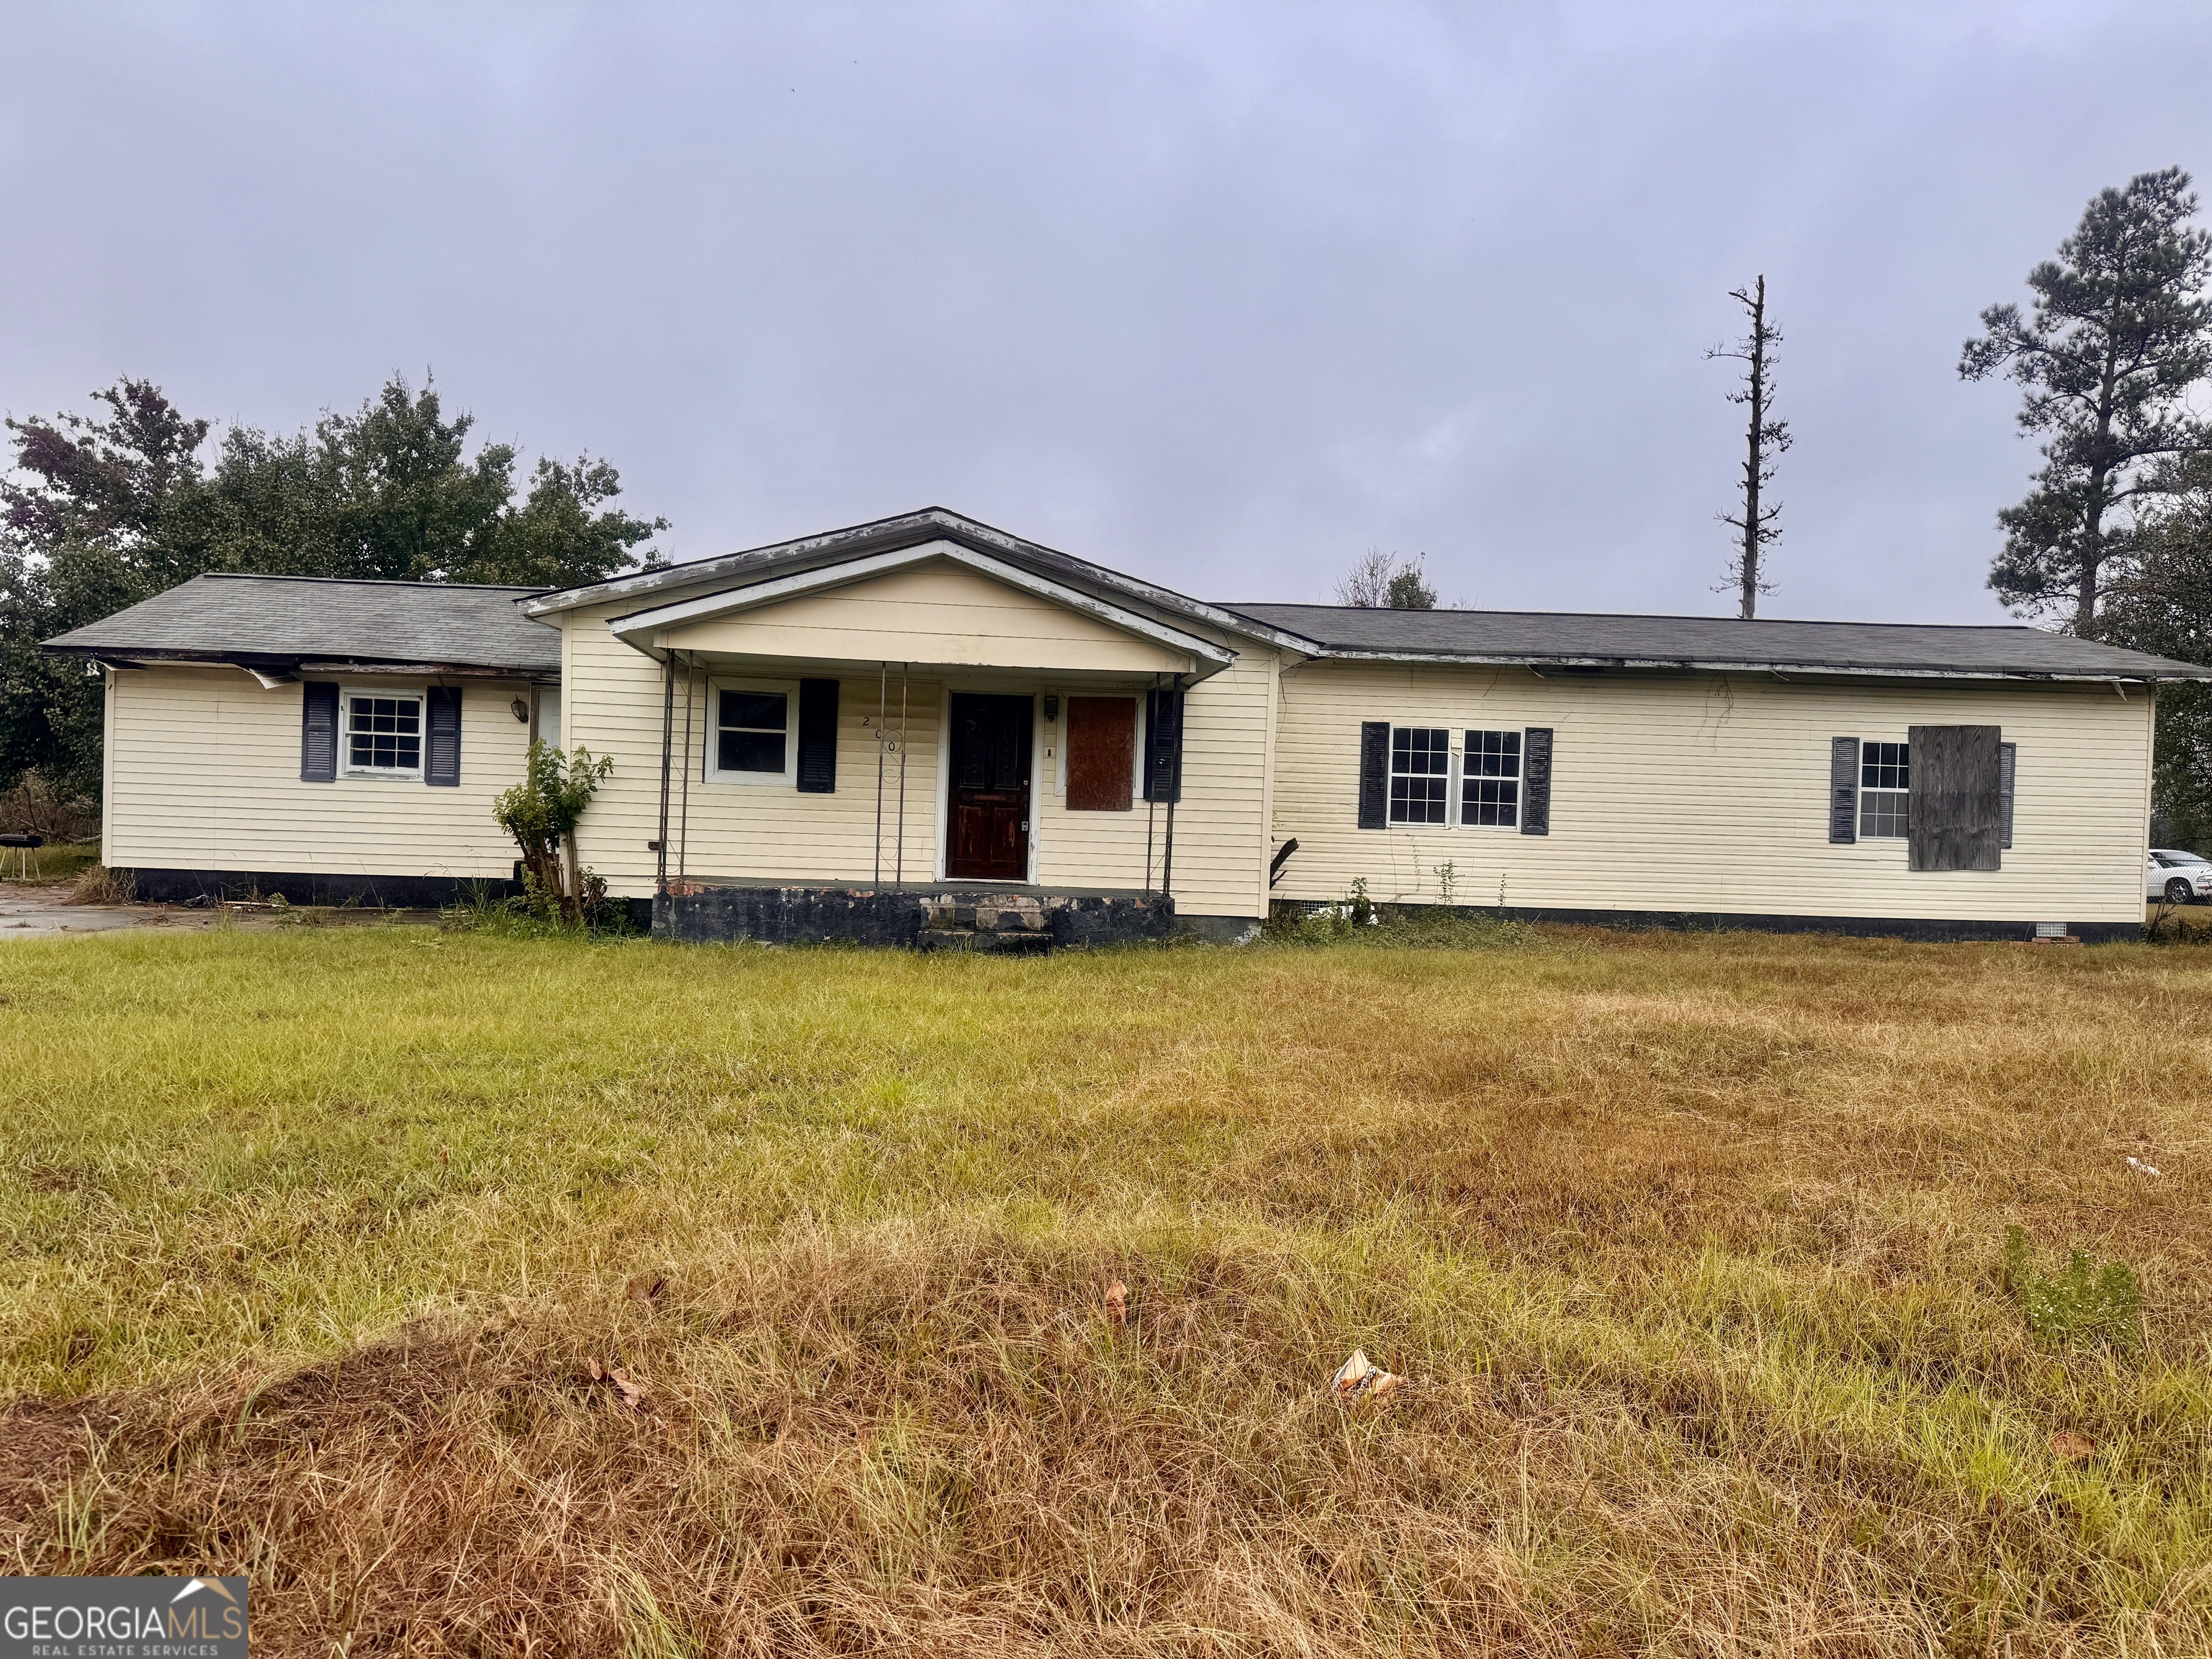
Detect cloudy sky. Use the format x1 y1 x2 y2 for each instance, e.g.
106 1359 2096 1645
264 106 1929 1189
4 1 2209 621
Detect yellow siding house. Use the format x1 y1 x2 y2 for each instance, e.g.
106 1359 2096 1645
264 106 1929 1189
46 508 2212 945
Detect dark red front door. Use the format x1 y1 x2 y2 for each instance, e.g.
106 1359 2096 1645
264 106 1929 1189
947 693 1032 881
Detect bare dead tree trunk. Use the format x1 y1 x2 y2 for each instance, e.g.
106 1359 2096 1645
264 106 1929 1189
1712 275 1790 619
1736 279 1770 619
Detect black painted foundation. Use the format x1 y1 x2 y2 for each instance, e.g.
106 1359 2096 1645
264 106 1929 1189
653 884 1174 949
1344 901 2141 944
126 867 517 909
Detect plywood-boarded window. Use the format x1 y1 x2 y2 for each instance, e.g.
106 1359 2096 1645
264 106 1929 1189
1066 696 1136 811
1907 723 2002 871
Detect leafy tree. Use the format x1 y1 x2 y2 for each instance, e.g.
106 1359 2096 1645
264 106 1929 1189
1961 168 2212 631
0 381 210 802
315 377 518 582
1335 549 1437 608
1708 275 1789 619
2100 459 2212 850
463 455 666 587
1 372 668 803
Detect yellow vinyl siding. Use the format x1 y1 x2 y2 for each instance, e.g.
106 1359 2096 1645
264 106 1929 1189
1029 647 1277 917
656 561 1196 674
102 665 532 878
1269 661 2153 923
1154 647 1275 919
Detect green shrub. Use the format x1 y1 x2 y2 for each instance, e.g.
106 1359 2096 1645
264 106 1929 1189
2001 1225 2143 1353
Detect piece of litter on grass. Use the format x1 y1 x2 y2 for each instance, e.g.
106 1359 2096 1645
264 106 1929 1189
2125 1156 2162 1177
2050 1431 2097 1464
585 1356 647 1409
1331 1349 1408 1403
1103 1281 1128 1328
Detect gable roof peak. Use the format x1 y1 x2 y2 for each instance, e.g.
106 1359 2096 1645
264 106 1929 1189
518 505 1312 650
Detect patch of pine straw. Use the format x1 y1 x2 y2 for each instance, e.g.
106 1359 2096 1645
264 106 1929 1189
4 925 2212 1654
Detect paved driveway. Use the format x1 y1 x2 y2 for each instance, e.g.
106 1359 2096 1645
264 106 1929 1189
0 889 443 938
0 889 219 938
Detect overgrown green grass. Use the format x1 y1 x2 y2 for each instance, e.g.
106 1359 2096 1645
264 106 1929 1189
0 840 101 886
2 925 2209 1655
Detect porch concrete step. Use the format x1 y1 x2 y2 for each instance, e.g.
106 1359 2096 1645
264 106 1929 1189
914 927 1053 957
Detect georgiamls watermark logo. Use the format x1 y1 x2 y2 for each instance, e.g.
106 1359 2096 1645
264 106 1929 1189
1 1575 248 1656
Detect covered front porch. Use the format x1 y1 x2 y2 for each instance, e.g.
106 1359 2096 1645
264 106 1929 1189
616 539 1233 943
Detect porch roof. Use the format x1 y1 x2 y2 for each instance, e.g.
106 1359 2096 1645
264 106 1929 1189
603 538 1233 678
517 506 1312 656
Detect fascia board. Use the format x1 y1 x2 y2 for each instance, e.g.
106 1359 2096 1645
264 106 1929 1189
1313 647 2211 683
607 540 1237 668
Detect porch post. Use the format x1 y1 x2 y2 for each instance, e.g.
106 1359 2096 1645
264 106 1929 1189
1160 675 1184 902
678 652 695 882
894 664 910 885
655 650 674 891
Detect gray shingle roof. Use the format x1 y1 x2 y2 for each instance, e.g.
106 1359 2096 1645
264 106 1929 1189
1226 603 2212 681
43 573 559 675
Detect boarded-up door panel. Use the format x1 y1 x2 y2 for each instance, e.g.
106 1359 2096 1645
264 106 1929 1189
1907 724 2002 871
1065 696 1135 811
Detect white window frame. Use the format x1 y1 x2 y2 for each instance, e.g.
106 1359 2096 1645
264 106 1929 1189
338 685 427 781
1387 724 1452 826
1458 727 1522 831
1859 739 1910 840
705 676 799 787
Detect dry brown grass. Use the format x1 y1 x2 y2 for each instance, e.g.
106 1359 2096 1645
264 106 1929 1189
3 925 2211 1655
61 861 134 903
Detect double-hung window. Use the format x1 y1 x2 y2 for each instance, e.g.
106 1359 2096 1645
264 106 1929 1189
343 691 423 778
711 681 796 784
1388 727 1450 824
1859 741 1909 838
1461 729 1521 827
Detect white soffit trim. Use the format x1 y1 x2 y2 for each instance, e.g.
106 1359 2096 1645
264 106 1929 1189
606 539 1236 668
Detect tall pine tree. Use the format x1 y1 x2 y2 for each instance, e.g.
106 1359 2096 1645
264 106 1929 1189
1961 168 2212 632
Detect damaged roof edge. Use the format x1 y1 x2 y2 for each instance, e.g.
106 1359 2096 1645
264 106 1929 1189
42 643 558 678
1300 648 2212 682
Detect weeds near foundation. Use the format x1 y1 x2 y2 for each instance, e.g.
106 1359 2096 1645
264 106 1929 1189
63 864 134 905
1264 896 1540 949
441 873 636 940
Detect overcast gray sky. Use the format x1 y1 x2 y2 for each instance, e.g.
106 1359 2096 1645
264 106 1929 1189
4 1 2210 621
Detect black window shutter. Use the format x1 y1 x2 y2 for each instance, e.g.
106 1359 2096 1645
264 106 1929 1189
1828 737 1858 843
1143 688 1184 804
2000 741 2015 850
1520 727 1553 835
796 677 838 793
426 686 462 786
300 681 338 782
1907 723 2002 871
1357 721 1389 829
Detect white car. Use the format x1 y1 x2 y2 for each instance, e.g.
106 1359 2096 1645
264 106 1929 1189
2148 849 2212 904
